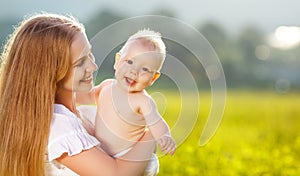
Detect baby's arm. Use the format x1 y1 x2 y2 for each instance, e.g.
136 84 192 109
76 79 113 105
140 96 176 155
150 119 176 155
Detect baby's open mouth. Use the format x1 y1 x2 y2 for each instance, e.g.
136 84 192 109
125 77 136 86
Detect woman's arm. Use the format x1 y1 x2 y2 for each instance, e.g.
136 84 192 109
56 131 156 176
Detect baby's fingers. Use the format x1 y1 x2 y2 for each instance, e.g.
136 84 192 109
160 138 171 151
157 138 166 149
164 142 176 155
160 139 174 154
169 144 176 155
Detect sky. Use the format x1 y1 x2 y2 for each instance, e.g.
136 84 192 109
1 0 300 34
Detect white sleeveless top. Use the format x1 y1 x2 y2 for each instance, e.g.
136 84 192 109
46 104 100 176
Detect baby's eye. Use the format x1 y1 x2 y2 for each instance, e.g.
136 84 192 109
141 67 149 72
126 60 133 65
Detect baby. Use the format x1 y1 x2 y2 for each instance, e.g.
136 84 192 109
76 29 176 176
95 29 176 159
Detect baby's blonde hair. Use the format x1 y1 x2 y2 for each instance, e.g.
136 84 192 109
119 29 166 70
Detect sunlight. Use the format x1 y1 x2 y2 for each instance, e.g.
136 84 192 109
267 26 300 50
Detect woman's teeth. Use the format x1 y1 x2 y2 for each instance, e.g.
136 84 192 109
82 76 92 81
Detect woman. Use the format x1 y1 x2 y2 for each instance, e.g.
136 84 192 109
0 13 155 176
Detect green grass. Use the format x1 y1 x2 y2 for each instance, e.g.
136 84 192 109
151 90 300 176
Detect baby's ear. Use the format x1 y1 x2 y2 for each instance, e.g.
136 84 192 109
150 72 161 85
113 52 121 70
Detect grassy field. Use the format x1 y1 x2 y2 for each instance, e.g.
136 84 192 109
152 90 300 176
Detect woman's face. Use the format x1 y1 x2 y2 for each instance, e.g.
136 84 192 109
61 31 98 92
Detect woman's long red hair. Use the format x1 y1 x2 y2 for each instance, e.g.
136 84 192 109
0 13 84 176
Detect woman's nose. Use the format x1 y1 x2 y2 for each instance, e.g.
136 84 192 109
86 60 98 73
91 61 98 72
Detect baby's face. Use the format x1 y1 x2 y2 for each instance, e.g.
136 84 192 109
114 42 163 92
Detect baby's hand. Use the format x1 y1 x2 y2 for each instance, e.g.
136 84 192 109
157 135 176 155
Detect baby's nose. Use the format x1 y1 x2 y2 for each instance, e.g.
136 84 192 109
130 68 138 75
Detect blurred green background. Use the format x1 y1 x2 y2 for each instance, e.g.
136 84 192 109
1 0 299 175
154 90 300 175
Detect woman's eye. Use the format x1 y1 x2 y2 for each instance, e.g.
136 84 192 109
126 60 133 65
75 59 85 67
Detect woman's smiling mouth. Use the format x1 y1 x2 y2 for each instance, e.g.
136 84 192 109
81 76 93 83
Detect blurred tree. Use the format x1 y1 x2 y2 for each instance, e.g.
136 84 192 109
199 22 228 52
164 38 208 89
65 8 300 90
1 9 298 89
235 27 270 87
199 21 244 87
236 27 264 64
84 10 125 38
